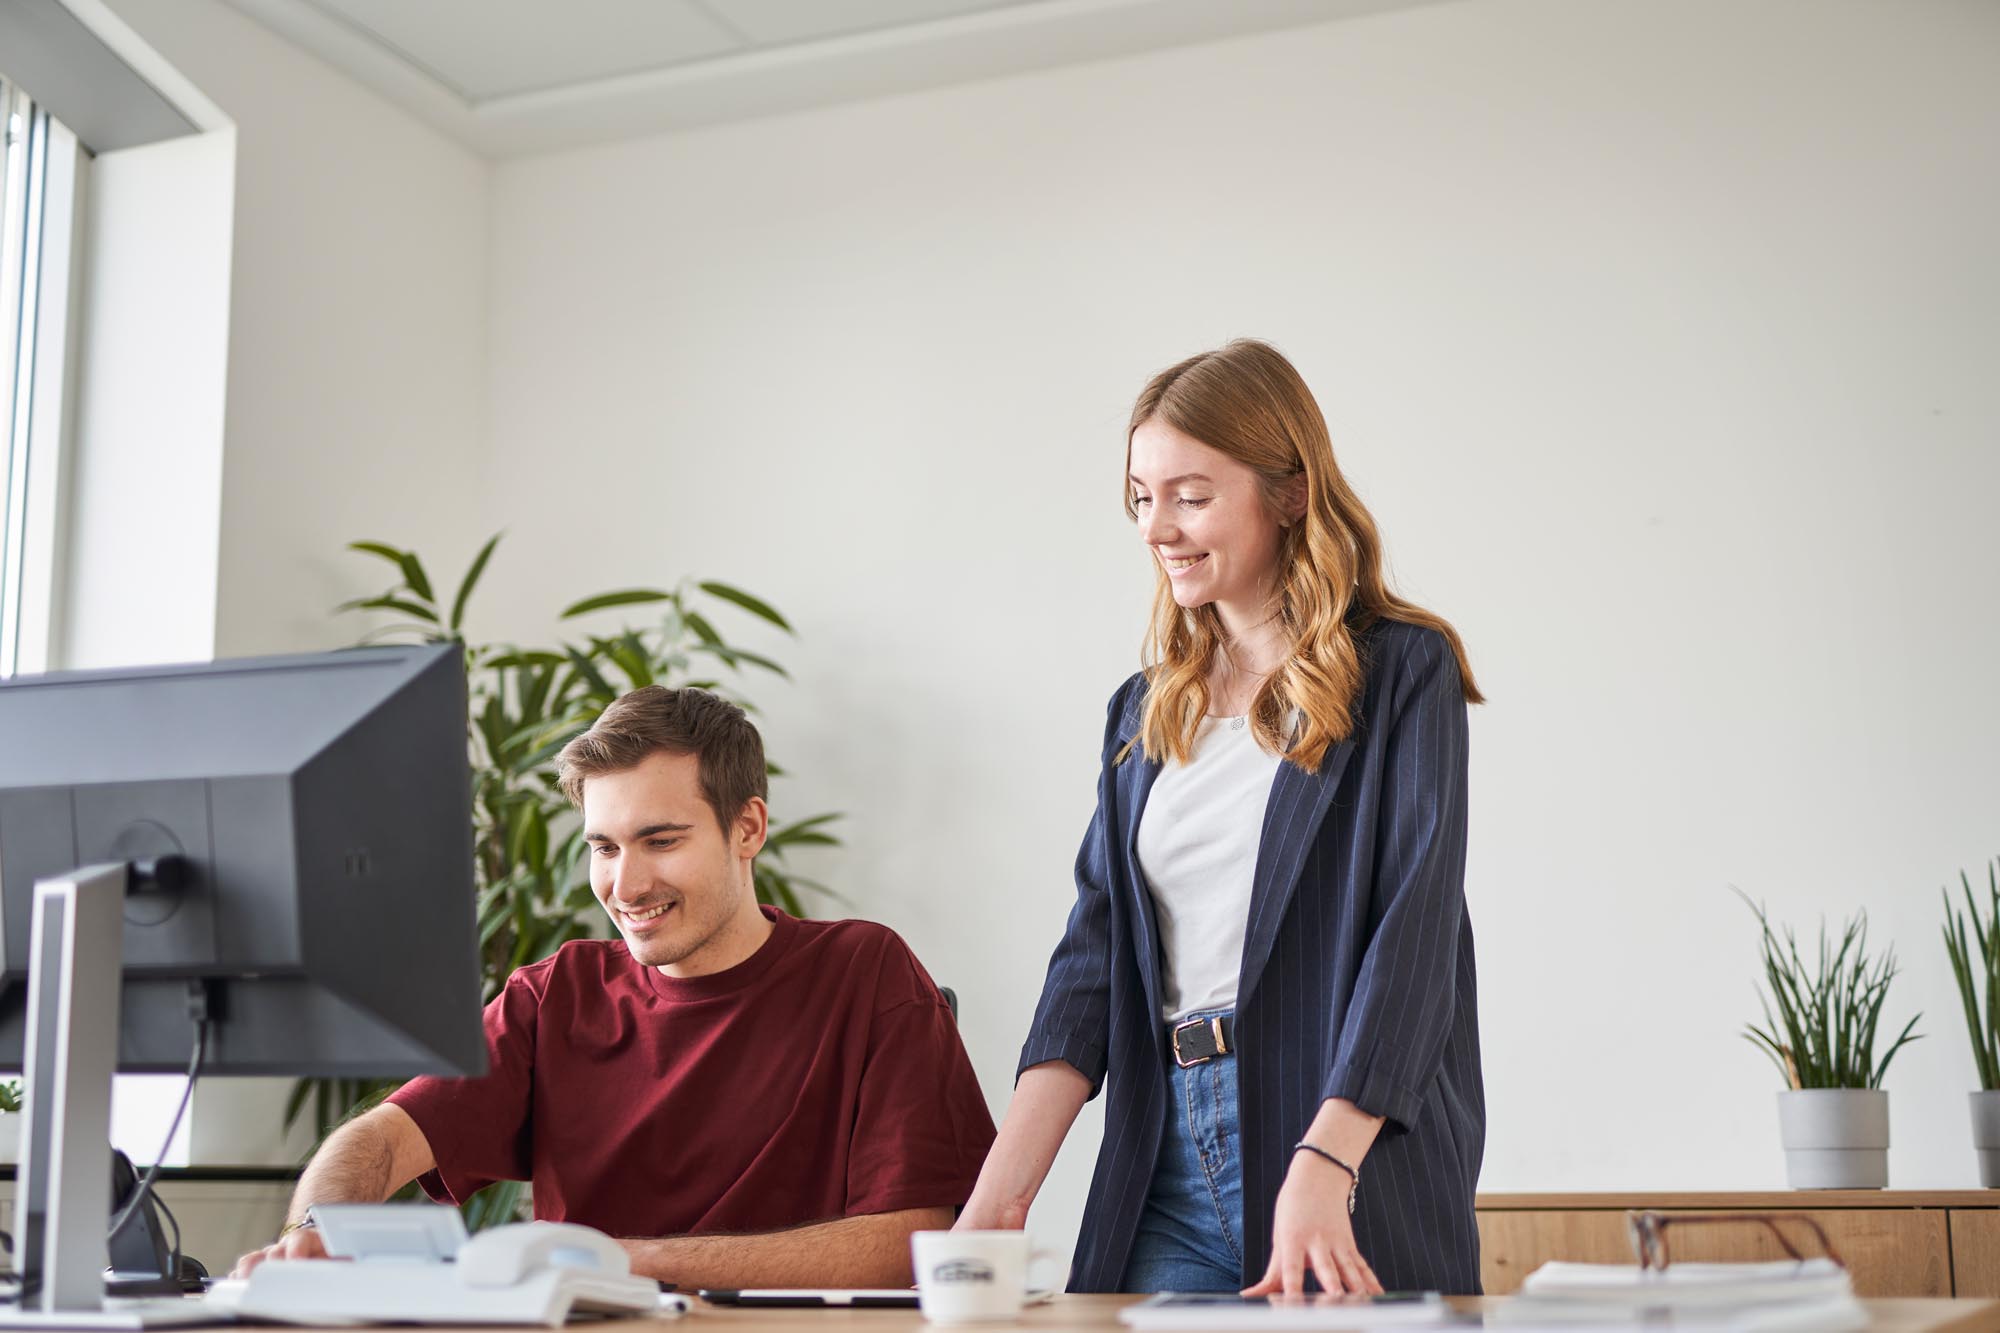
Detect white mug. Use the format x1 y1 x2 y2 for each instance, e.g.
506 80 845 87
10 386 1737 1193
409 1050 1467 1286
911 1230 1058 1324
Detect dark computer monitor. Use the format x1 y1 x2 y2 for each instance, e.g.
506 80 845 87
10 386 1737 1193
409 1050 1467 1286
0 641 488 1322
0 641 487 1077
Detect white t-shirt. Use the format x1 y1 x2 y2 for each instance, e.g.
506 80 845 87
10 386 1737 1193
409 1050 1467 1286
1135 713 1283 1022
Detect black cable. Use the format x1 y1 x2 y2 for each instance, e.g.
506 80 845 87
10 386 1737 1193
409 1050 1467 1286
6 982 215 1308
106 1014 209 1244
153 1189 183 1285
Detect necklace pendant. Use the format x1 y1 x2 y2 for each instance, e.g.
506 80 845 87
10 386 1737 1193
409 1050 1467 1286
1231 716 1248 731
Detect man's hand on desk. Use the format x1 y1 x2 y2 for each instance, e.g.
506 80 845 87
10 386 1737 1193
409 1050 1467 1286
230 1223 329 1278
617 1206 951 1289
229 1104 436 1278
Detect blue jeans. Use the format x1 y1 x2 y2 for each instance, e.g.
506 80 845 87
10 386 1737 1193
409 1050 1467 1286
1120 1012 1246 1293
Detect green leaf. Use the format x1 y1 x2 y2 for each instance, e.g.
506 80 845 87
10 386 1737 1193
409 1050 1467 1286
560 648 615 701
698 581 792 632
560 589 673 619
768 830 839 849
518 664 560 730
1872 1013 1925 1087
607 632 654 690
283 1078 313 1131
348 542 436 604
348 540 411 568
683 611 724 648
1987 859 2000 1081
450 533 502 633
754 863 803 917
1743 1027 1796 1087
337 595 441 624
518 720 593 772
461 1179 527 1233
693 642 790 678
399 553 435 603
505 803 550 872
773 812 843 837
485 651 566 671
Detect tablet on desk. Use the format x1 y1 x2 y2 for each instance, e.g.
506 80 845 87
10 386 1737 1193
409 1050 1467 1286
1118 1293 1447 1328
701 1289 923 1308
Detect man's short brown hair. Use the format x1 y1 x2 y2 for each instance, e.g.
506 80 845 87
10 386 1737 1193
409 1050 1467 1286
556 686 768 830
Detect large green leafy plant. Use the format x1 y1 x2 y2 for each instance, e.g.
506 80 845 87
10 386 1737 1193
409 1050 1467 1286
1737 889 1922 1090
288 535 839 1226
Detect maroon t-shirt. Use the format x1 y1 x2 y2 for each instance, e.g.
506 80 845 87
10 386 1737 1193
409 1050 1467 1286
387 907 995 1237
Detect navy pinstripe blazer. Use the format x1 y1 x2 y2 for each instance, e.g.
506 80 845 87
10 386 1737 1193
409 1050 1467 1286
1017 617 1484 1294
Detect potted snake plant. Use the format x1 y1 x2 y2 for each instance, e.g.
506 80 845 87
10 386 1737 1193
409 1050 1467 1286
1943 858 2000 1186
1738 889 1923 1189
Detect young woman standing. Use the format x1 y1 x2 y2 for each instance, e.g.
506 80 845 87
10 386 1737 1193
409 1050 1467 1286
958 340 1485 1296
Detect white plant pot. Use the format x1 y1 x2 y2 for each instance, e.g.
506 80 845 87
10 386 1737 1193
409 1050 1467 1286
1970 1091 2000 1188
0 1112 18 1166
1777 1089 1888 1189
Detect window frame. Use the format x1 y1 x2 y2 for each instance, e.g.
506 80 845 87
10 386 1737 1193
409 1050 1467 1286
0 78 83 679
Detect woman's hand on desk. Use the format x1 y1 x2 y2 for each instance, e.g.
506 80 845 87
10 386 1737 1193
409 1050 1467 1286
1242 1155 1383 1298
953 1062 1091 1234
229 1224 329 1279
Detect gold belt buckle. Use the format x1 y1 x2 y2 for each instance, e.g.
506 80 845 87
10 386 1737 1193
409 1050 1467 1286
1171 1016 1227 1068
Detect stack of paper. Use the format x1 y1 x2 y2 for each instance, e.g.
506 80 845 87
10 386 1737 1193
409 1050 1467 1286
1491 1259 1865 1331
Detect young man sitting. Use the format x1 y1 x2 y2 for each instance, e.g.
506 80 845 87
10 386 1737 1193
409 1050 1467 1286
234 686 995 1288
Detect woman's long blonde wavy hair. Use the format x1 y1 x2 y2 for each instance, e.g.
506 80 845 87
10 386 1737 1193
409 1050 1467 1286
1124 339 1482 772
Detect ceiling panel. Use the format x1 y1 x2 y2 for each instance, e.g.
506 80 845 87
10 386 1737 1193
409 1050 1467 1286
223 0 1442 156
308 0 745 101
705 0 1030 47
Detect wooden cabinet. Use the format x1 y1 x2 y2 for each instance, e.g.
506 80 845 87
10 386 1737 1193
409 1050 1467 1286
1949 1210 2000 1299
1476 1192 2000 1298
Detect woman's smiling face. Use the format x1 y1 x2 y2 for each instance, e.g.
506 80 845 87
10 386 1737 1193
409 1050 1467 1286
1128 416 1288 616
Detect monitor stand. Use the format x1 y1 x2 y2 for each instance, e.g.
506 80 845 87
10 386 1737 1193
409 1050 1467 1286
1 865 218 1329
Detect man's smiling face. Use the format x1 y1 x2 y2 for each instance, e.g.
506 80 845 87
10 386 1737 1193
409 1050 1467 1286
582 749 768 976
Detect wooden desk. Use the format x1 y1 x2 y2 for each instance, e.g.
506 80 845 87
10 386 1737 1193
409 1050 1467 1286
682 1292 2000 1332
1476 1192 2000 1299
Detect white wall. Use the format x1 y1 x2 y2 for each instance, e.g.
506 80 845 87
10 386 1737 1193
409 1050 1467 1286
94 0 491 1165
62 126 232 671
103 0 489 662
478 0 2000 1264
